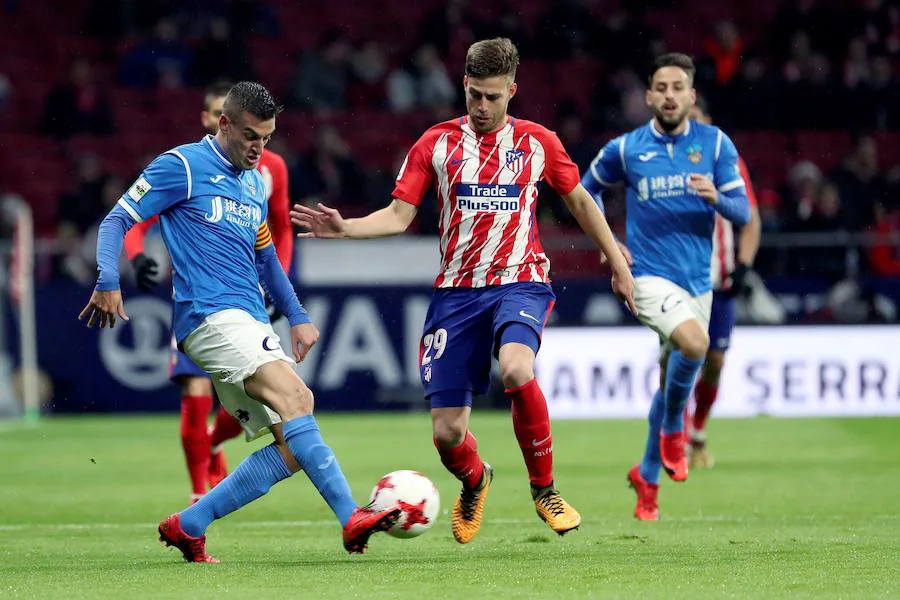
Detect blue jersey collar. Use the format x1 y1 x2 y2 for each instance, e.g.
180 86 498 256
204 135 238 171
647 119 691 142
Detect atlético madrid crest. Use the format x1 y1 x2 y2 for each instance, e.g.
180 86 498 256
505 149 525 173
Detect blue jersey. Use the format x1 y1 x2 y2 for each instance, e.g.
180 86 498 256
117 135 271 341
582 120 748 296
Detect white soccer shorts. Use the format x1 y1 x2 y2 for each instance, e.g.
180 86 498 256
633 276 712 355
182 309 291 440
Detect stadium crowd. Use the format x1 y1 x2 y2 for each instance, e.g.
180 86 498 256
1 0 899 287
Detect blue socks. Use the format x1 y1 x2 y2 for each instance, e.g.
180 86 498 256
661 350 703 435
180 443 292 537
179 415 357 538
639 389 664 485
282 415 357 527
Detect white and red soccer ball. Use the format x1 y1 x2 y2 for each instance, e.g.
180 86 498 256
369 470 440 539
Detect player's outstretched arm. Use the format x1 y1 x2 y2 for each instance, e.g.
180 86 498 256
561 184 637 316
79 204 137 328
291 199 417 240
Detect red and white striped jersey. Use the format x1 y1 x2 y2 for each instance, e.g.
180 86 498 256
392 115 580 288
711 156 758 289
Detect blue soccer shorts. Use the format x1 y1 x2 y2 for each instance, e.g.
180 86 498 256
707 290 737 351
419 282 555 407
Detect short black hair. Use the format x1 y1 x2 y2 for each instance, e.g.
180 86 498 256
204 81 233 110
648 53 696 86
222 81 283 121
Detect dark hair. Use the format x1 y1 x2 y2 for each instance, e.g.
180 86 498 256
465 38 520 80
693 91 709 117
222 81 283 121
204 81 233 110
648 53 695 85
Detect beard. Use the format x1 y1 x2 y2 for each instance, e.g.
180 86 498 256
651 104 689 132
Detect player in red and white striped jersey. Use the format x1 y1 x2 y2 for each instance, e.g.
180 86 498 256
293 38 635 543
687 97 761 467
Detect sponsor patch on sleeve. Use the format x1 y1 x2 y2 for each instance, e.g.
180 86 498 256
127 177 152 202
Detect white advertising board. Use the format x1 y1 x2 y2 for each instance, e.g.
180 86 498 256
536 326 900 418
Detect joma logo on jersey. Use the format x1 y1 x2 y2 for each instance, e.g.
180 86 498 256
204 196 262 227
455 184 522 213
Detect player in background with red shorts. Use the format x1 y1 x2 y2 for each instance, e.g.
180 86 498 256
293 38 635 543
686 95 761 467
125 82 294 503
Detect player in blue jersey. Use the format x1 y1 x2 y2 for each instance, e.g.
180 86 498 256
581 54 750 520
78 82 399 562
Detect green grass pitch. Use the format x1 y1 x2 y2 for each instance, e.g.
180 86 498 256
1 413 898 599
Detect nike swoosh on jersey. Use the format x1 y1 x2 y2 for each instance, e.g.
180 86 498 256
210 175 226 183
531 434 552 447
317 455 336 470
638 152 658 161
519 310 540 323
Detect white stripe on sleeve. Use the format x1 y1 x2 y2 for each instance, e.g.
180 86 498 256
117 197 143 222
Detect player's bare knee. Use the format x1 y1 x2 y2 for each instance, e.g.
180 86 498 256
283 381 314 419
432 419 466 447
681 332 709 361
500 360 534 389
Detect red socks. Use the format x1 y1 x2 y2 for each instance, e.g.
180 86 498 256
693 380 719 432
434 431 484 489
180 394 213 495
507 378 554 489
210 405 243 448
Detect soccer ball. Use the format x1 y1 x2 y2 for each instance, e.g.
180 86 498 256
368 470 440 539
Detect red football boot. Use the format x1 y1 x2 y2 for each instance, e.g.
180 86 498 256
660 431 689 482
342 504 401 554
158 513 219 563
627 465 659 521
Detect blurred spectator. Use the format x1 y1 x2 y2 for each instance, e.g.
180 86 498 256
0 72 11 109
118 19 193 88
702 20 745 86
853 55 899 129
419 0 473 56
470 1 529 54
61 175 126 285
781 161 823 228
40 58 114 139
855 0 899 55
792 181 848 280
56 154 109 240
387 45 456 115
290 126 366 208
715 53 780 129
592 67 648 131
843 37 871 89
290 32 352 112
193 17 254 86
348 41 388 108
867 202 900 275
830 134 886 230
783 48 837 128
771 0 831 62
595 8 654 72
